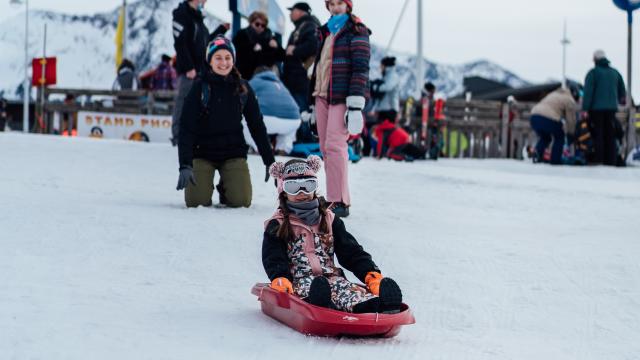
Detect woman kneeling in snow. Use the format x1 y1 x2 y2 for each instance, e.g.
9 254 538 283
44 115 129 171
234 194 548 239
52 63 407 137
262 156 403 313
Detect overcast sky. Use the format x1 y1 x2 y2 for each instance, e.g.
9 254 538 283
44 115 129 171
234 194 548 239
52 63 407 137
0 0 637 96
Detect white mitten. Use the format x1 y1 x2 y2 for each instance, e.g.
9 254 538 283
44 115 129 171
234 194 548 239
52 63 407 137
345 96 365 135
300 105 316 126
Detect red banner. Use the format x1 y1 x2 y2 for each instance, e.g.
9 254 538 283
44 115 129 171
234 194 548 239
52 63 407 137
32 57 57 86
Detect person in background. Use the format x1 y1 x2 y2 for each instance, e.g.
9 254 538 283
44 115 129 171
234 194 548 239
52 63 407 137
152 54 178 90
371 56 400 124
530 86 580 165
282 2 320 112
0 96 7 132
308 0 371 218
246 66 301 156
582 49 627 166
112 59 139 90
372 119 427 161
366 56 400 155
171 0 210 146
233 11 283 80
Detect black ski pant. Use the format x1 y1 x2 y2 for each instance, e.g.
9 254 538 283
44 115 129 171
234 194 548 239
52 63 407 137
588 110 618 166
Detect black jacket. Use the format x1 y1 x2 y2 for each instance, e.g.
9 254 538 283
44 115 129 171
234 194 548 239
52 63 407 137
232 27 283 80
178 71 275 168
172 1 210 75
282 15 320 94
262 217 380 283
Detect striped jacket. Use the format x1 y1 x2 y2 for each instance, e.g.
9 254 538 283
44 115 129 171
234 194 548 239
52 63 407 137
310 17 371 105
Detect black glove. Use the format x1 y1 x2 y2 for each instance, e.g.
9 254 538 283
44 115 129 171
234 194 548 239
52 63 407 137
176 166 196 191
264 165 270 183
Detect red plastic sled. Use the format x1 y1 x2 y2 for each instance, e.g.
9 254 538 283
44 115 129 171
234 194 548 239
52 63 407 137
251 283 415 337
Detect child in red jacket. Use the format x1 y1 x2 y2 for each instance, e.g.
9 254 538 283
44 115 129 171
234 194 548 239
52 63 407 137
262 156 403 313
373 119 427 161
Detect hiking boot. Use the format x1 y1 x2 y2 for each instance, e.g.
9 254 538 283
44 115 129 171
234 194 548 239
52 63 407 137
352 297 380 314
331 202 350 218
216 182 227 206
307 276 336 309
378 278 403 313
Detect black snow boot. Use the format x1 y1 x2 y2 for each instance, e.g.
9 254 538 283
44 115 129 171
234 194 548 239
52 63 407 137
331 202 350 218
216 181 228 206
378 278 403 313
352 297 380 314
307 276 336 309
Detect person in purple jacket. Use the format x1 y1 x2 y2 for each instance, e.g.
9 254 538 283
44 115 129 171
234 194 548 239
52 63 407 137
308 0 371 218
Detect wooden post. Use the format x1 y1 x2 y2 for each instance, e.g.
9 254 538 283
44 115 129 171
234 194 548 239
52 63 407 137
500 103 509 158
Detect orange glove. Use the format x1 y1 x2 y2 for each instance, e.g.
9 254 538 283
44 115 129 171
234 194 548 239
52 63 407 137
365 271 383 296
270 277 293 294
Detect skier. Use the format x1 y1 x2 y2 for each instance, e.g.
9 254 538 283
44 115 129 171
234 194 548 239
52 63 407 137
263 156 403 314
308 0 371 218
176 36 275 208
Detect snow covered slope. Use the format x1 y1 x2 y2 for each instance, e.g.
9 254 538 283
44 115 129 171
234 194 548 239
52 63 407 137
1 133 639 359
0 0 527 100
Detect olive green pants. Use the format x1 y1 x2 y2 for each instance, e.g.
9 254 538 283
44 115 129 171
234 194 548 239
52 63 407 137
185 158 252 208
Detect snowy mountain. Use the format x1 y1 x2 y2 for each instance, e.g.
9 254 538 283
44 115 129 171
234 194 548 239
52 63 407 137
0 0 528 100
0 0 223 100
369 46 530 99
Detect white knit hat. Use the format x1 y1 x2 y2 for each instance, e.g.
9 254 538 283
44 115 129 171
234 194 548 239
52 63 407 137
593 50 606 60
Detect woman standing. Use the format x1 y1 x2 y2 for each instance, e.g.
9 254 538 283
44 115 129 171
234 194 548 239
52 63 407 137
309 0 371 218
176 36 275 208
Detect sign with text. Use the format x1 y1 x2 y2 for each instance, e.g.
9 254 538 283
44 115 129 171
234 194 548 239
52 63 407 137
77 111 172 143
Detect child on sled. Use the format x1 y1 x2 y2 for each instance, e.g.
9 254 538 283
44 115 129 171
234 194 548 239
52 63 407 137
262 156 403 313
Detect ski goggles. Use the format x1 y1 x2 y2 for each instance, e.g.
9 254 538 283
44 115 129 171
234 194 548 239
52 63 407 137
282 178 318 195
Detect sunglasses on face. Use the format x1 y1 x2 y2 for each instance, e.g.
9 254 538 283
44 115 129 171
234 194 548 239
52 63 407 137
253 22 266 29
283 178 318 195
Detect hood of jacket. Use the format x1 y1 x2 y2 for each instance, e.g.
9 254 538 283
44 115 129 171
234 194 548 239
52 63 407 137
595 58 611 68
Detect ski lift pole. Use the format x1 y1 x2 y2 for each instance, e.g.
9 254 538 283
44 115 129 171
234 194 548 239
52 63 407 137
627 10 635 151
613 0 640 156
416 0 424 96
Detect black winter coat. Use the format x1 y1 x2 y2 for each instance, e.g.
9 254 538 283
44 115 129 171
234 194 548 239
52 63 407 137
282 15 320 95
232 27 283 80
172 1 210 75
262 217 380 283
178 71 275 168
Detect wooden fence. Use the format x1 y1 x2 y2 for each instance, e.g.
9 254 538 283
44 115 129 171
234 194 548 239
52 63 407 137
38 87 637 159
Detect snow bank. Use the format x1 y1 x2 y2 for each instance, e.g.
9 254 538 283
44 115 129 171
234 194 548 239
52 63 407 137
1 133 639 359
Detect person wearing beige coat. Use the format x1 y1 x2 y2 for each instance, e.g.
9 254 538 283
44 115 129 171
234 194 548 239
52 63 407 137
530 87 579 164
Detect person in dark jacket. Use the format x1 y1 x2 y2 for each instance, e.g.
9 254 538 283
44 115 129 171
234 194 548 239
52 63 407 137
171 0 210 145
176 36 275 208
308 0 371 218
112 59 139 90
0 97 7 132
582 50 627 166
263 156 403 313
282 2 320 112
232 11 283 80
